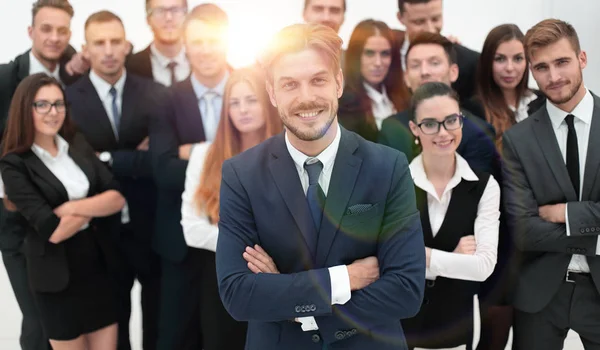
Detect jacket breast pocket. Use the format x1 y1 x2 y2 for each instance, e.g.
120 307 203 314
340 201 383 229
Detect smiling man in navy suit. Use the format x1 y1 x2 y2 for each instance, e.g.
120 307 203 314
216 23 425 350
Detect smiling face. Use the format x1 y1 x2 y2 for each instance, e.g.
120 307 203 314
493 39 527 91
398 0 443 39
405 43 458 90
266 48 343 143
32 84 66 141
28 7 72 64
409 94 462 157
360 34 392 88
228 81 266 135
303 0 345 33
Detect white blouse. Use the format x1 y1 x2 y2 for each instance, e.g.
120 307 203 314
511 90 539 123
181 142 219 252
363 82 397 130
410 153 500 282
32 136 90 231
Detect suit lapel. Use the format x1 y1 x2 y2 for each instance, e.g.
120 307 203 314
68 148 96 196
141 46 154 80
17 51 30 82
77 75 118 146
120 75 139 143
532 108 578 201
24 152 69 204
582 94 600 200
268 133 315 255
180 78 206 141
316 128 362 267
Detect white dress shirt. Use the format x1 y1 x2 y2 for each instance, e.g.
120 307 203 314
363 82 397 130
88 70 130 224
181 142 219 251
32 135 90 231
400 36 410 72
547 89 598 271
149 43 190 87
29 51 62 84
511 90 539 123
190 72 229 142
284 123 352 331
410 153 500 281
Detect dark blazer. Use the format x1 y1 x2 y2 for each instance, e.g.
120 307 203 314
66 73 163 243
126 45 153 81
0 47 80 136
378 108 497 174
393 29 480 103
216 127 426 349
150 77 207 262
502 93 600 313
463 90 546 122
0 134 121 293
338 89 379 143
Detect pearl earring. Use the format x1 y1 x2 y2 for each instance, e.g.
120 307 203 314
415 138 420 145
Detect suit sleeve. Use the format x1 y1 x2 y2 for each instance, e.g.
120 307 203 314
0 63 18 137
502 133 598 254
460 117 497 174
315 153 425 338
0 156 60 242
566 202 600 237
217 160 334 322
149 93 188 191
110 149 152 179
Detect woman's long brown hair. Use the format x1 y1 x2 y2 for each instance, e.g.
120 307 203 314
475 24 529 152
194 66 283 223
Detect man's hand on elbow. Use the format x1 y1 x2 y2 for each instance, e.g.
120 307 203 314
243 245 280 274
539 203 566 223
347 256 379 291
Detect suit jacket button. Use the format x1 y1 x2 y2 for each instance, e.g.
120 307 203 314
581 228 586 234
295 306 301 313
586 228 591 233
582 249 587 254
596 227 600 232
312 334 321 343
592 227 596 233
335 331 345 340
310 304 316 311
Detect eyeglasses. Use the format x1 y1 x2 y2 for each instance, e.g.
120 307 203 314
416 113 464 135
32 100 66 114
148 6 187 19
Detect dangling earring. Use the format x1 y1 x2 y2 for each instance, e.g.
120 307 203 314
415 138 420 145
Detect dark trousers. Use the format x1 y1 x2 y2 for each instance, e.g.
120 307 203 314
157 247 247 350
115 224 161 350
514 273 600 350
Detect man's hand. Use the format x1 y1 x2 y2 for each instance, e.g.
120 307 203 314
446 34 462 45
137 136 150 151
347 256 379 291
454 235 476 255
243 245 280 274
179 144 194 160
65 52 90 76
54 201 78 218
425 247 432 267
539 203 566 223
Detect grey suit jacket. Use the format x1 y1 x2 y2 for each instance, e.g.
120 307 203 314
502 92 600 313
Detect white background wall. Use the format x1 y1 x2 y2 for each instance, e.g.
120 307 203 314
0 0 599 349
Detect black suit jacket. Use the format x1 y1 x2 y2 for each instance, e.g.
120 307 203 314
378 108 497 175
0 48 81 137
393 29 480 103
66 73 163 243
0 134 121 292
338 89 379 142
503 93 600 313
149 77 207 262
463 90 547 122
126 45 153 81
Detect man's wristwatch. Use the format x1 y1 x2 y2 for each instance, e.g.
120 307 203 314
99 151 113 166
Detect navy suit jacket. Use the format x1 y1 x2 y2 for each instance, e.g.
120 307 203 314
216 127 426 349
378 108 497 175
149 77 207 261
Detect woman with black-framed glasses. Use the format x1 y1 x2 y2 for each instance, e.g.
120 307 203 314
401 82 500 350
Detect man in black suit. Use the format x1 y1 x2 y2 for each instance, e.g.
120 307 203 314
149 4 230 350
379 32 496 175
504 19 600 349
394 0 479 103
126 0 190 86
303 0 345 34
65 11 165 350
0 1 82 349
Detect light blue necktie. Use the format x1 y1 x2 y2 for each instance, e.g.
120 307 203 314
109 86 120 136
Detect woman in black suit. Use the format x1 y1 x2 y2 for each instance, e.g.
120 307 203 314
0 73 125 349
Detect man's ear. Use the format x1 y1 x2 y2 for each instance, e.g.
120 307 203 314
266 80 277 108
449 63 459 84
336 68 344 98
397 11 405 27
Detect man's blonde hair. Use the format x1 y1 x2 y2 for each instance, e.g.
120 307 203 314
524 19 581 59
260 23 343 83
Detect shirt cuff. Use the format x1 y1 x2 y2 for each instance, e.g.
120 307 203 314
566 203 570 236
298 317 318 331
328 265 351 305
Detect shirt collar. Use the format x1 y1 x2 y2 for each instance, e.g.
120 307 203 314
363 82 390 105
29 51 60 80
190 71 229 100
89 69 127 99
150 43 187 68
546 88 593 130
410 153 478 201
31 135 69 161
285 123 341 174
509 90 538 113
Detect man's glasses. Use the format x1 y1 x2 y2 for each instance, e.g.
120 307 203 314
32 100 66 114
148 6 187 19
416 113 464 135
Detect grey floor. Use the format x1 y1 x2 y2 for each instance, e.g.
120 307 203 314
0 262 585 350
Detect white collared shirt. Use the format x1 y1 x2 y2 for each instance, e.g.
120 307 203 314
546 89 598 271
89 70 127 139
363 82 397 130
29 51 62 84
181 142 219 251
190 72 229 142
149 43 190 87
511 91 539 123
410 153 500 281
31 136 90 231
284 123 351 331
